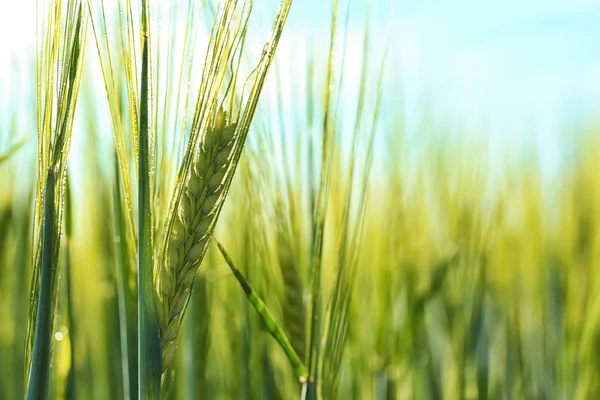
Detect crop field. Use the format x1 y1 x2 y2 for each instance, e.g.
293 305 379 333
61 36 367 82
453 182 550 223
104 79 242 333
1 0 599 399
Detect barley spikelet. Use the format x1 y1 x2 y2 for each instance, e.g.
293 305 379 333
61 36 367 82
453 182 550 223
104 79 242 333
277 229 306 363
157 112 237 371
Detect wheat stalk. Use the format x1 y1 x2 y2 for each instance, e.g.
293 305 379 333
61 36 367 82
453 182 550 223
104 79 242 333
155 0 293 379
157 110 237 371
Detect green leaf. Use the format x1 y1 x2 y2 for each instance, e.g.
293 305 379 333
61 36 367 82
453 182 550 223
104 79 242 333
213 236 309 382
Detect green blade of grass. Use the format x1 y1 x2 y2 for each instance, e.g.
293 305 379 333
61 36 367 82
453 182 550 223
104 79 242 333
113 155 137 400
213 236 309 382
26 167 56 400
138 1 162 397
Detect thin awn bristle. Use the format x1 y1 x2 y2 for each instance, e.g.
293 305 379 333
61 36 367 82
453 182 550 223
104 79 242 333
157 113 237 372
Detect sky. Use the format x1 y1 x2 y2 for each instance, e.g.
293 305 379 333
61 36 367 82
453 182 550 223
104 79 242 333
1 0 599 152
390 0 600 125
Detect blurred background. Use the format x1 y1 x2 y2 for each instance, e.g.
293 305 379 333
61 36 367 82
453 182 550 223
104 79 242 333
1 0 600 399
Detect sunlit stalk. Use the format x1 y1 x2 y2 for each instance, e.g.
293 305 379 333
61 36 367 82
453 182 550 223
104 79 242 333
138 0 162 396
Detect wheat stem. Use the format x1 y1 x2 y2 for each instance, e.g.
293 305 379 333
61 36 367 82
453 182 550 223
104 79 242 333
138 1 162 395
26 167 56 400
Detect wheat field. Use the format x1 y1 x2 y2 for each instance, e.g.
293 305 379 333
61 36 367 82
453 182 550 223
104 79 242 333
1 0 599 399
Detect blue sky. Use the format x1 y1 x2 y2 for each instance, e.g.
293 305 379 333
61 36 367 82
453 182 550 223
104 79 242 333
397 0 600 121
263 0 600 185
1 0 599 145
253 0 600 142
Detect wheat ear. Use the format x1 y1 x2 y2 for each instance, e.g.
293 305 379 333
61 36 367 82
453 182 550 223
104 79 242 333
277 233 307 363
157 115 237 371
